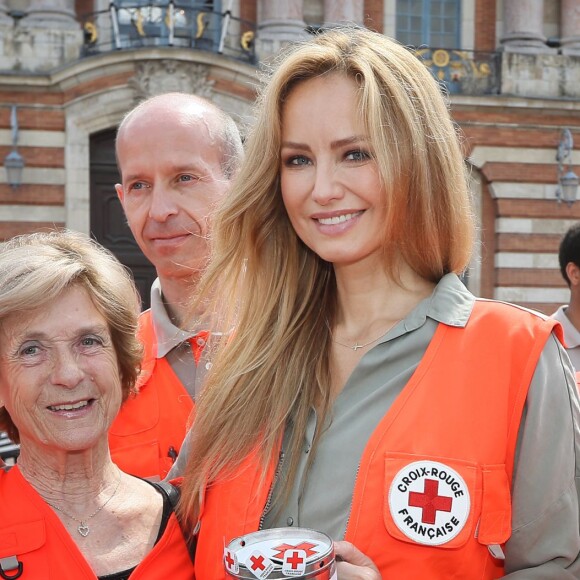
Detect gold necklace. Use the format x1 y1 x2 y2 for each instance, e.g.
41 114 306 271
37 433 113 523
46 477 121 537
333 321 399 351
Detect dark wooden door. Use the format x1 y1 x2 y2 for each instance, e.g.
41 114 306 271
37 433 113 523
89 129 156 310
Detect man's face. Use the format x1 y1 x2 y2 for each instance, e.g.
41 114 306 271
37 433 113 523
116 109 230 282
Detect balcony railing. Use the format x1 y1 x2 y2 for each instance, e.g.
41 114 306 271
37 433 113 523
415 48 501 96
81 2 256 64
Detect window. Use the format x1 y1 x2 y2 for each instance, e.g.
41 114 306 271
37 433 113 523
396 0 460 49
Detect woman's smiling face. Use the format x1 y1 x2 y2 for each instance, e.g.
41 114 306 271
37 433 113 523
0 285 122 453
280 73 386 268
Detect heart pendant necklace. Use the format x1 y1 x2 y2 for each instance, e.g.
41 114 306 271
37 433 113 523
46 477 121 537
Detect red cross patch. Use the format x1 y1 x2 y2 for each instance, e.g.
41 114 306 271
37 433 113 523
388 460 470 546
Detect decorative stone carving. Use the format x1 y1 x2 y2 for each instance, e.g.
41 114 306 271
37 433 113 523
128 60 215 101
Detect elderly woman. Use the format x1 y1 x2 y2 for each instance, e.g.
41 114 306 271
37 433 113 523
0 231 194 579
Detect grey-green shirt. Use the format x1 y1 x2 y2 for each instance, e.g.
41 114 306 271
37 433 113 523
262 274 580 578
170 274 580 577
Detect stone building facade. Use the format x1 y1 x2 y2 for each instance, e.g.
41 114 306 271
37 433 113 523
0 0 579 313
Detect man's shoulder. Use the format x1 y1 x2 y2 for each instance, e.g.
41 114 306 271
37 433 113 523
550 304 568 322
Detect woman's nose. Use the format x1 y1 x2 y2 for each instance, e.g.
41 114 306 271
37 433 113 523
310 164 345 205
50 348 85 389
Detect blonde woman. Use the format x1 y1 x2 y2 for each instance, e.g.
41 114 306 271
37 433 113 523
178 27 580 579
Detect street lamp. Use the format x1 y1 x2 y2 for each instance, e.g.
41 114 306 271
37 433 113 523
4 149 24 188
556 128 579 205
3 105 25 189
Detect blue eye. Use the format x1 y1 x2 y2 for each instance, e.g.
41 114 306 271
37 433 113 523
128 181 150 192
21 345 40 356
345 150 370 162
80 336 104 348
287 156 310 166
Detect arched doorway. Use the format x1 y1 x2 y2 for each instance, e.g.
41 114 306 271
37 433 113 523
89 129 156 310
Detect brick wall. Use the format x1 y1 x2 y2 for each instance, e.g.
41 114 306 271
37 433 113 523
474 0 496 51
455 99 580 315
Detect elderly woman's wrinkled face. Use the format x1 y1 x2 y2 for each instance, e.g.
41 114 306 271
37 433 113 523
0 285 123 452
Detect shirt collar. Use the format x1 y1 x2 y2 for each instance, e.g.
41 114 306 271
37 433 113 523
400 273 475 336
149 274 475 357
149 278 200 359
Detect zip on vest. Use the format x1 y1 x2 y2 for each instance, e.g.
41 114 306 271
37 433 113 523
258 451 285 530
341 463 361 539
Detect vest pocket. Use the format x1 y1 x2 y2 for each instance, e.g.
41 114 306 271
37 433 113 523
477 464 511 547
0 519 46 578
384 452 478 549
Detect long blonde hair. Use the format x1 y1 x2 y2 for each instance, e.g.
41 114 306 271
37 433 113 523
179 26 474 527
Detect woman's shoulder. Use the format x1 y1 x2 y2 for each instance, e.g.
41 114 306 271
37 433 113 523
471 298 557 332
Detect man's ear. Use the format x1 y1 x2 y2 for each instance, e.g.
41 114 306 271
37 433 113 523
115 183 125 204
566 262 580 287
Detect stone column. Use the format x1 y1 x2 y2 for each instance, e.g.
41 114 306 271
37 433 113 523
257 0 307 60
323 0 364 26
561 0 580 54
500 0 549 52
24 0 77 26
16 0 82 71
0 0 10 23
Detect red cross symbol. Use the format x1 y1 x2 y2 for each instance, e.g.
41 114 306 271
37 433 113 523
286 551 304 570
250 555 266 571
224 551 235 569
272 541 317 559
408 478 453 524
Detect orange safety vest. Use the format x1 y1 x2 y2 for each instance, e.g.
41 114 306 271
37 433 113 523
109 310 194 479
0 467 195 579
194 300 560 579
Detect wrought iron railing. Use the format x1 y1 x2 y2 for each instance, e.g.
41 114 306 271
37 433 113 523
415 47 501 96
80 2 256 64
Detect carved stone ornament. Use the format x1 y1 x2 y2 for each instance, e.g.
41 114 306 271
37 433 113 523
129 60 215 100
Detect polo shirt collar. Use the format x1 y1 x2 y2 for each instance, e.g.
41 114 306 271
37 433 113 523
552 305 580 348
149 278 198 359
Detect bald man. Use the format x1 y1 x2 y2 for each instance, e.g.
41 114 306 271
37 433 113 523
109 93 243 479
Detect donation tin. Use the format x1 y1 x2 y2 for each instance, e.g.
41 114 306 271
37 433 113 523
224 527 337 580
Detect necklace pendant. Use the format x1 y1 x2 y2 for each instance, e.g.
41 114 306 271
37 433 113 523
352 342 362 351
78 523 90 537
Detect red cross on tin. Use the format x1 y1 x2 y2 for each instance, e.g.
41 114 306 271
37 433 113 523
225 552 235 568
272 541 318 560
286 551 304 570
250 555 266 571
